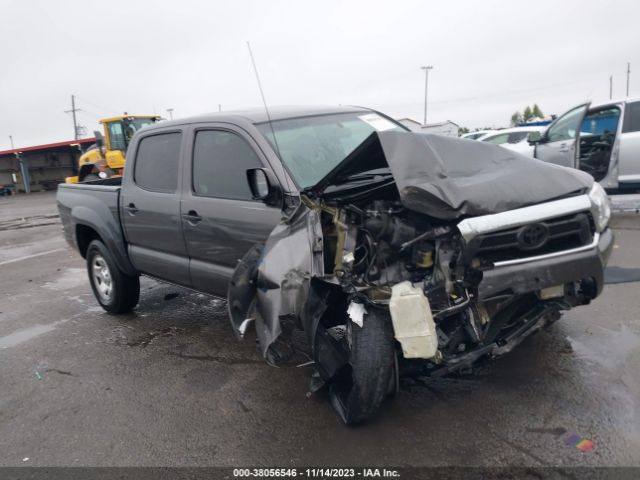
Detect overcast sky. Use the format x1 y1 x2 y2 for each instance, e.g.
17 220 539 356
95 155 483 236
1 0 638 149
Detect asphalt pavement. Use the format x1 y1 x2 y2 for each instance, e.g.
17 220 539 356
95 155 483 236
0 191 639 467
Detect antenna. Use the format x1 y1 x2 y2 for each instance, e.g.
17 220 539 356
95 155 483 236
246 42 285 162
246 42 298 207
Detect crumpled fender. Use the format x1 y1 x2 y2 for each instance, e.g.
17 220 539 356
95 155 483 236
227 203 324 356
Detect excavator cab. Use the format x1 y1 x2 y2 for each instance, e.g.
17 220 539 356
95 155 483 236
66 114 161 183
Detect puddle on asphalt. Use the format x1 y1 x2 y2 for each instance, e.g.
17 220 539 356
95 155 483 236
42 268 86 291
567 325 640 448
567 325 640 373
604 266 640 284
0 319 68 349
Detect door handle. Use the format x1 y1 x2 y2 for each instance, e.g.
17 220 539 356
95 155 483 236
183 210 203 225
124 203 139 214
558 143 570 153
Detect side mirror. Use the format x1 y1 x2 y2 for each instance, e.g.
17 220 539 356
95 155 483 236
94 131 104 148
247 168 282 206
528 131 543 145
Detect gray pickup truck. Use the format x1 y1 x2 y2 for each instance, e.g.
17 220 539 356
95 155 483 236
58 105 613 424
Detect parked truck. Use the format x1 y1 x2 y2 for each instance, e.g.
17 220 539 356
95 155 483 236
66 114 160 183
57 106 613 424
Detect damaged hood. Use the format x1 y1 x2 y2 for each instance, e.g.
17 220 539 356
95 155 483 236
311 131 594 220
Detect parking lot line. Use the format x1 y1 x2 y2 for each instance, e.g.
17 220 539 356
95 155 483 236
0 248 67 267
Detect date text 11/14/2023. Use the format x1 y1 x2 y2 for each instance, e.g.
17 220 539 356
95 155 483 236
232 468 401 478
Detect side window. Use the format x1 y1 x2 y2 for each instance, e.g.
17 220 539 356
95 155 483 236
622 101 640 133
192 130 263 200
134 132 182 193
483 133 509 144
507 132 528 144
546 106 587 142
108 122 126 151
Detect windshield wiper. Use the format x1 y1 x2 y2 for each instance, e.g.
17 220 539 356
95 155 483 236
338 170 393 183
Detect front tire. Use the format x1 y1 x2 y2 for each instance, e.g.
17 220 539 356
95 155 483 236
86 240 140 314
329 307 397 425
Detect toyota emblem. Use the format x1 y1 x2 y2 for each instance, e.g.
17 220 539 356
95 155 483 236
517 223 549 250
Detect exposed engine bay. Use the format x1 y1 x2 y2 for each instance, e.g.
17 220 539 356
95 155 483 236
301 196 600 423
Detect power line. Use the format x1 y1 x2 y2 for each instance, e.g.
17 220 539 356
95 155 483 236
73 95 121 117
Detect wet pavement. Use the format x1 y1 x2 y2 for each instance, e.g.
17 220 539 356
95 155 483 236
0 191 639 467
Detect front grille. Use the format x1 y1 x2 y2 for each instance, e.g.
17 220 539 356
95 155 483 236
470 212 594 264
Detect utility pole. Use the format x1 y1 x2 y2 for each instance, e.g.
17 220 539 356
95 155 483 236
627 62 631 97
9 135 14 150
64 95 82 140
218 104 222 112
167 108 174 120
609 75 613 100
420 65 433 125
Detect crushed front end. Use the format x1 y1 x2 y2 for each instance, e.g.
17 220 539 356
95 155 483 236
298 185 612 423
228 132 613 425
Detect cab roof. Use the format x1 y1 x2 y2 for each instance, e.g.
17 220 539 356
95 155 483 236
147 105 373 129
589 96 640 109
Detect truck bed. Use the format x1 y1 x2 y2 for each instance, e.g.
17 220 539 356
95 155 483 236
57 181 136 276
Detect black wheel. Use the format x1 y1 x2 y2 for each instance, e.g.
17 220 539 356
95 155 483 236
329 307 397 425
86 240 140 314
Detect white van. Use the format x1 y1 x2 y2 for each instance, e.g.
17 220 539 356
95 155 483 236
531 97 640 191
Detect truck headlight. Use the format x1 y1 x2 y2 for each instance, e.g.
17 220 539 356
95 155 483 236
588 182 611 232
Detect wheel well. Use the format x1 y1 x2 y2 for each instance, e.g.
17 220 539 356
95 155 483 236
76 224 102 258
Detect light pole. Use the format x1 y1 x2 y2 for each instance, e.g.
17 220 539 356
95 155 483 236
627 62 631 97
610 76 613 99
166 108 174 120
420 65 433 125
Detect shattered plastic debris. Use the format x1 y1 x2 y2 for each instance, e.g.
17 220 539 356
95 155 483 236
35 371 42 380
565 434 595 452
347 301 367 328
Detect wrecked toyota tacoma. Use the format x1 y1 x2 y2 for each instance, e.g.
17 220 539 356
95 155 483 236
57 106 613 424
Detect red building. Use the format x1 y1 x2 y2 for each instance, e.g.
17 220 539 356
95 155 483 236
0 138 95 193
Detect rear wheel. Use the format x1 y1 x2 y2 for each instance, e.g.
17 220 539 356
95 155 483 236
86 240 139 314
329 307 397 425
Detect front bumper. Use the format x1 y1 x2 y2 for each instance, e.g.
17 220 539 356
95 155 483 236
478 227 614 300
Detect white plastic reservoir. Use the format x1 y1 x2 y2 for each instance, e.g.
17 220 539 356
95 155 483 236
389 281 439 359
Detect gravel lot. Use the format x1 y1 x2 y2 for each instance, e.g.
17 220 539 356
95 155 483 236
1 191 639 467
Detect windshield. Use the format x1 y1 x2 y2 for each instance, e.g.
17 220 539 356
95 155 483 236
256 112 404 189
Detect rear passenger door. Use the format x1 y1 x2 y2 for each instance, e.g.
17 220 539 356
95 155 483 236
121 129 191 286
182 125 283 296
619 101 640 184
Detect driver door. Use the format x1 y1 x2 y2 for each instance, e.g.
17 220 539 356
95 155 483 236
535 103 590 168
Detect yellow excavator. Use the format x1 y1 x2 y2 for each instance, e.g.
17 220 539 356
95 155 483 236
66 114 161 183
